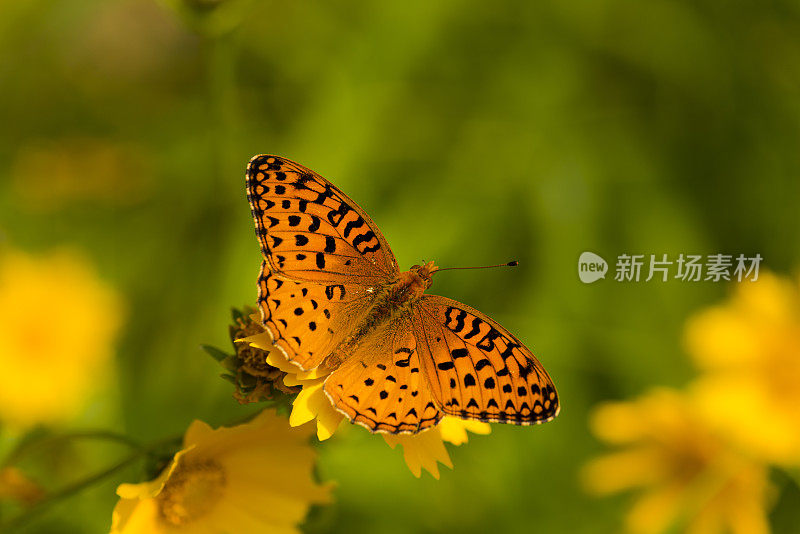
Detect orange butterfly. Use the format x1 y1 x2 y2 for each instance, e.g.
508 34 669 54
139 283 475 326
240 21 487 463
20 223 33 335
246 155 559 434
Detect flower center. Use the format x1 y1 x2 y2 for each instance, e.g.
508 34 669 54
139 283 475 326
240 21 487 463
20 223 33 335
157 459 226 526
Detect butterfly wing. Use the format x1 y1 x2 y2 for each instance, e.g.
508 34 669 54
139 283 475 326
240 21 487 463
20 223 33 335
256 264 381 370
324 314 443 434
414 295 559 425
246 155 400 370
246 155 399 285
322 295 559 433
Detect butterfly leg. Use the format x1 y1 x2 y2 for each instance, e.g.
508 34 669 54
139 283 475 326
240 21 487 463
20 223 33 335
322 351 344 370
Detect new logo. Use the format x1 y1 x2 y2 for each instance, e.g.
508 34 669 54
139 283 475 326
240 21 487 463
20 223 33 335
578 252 608 284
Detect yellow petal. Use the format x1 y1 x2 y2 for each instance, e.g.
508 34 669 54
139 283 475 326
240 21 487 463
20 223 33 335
626 483 685 534
589 400 648 444
288 379 343 440
182 419 217 448
315 403 345 441
684 307 759 369
283 374 303 388
110 496 166 534
691 377 800 464
116 447 193 500
437 416 491 445
264 344 302 375
261 342 326 380
238 332 273 352
581 448 665 495
295 365 330 380
210 499 301 534
289 380 324 427
384 427 453 479
737 272 797 324
726 492 771 534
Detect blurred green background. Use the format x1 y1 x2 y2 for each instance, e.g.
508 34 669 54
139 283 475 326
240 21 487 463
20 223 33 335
1 0 799 532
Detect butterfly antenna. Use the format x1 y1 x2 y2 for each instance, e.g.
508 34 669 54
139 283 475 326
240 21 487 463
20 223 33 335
434 261 518 274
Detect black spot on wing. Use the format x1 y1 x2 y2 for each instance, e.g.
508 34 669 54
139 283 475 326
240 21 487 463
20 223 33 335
463 317 482 339
325 235 336 253
451 348 468 359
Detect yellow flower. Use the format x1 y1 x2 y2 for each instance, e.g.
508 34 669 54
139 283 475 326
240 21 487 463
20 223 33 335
239 321 343 440
383 416 491 479
242 322 491 478
582 389 773 534
685 272 800 464
110 410 331 534
0 248 123 427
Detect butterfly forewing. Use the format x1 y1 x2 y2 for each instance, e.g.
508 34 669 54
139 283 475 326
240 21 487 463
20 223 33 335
247 155 399 284
324 315 443 434
414 295 559 425
248 154 400 371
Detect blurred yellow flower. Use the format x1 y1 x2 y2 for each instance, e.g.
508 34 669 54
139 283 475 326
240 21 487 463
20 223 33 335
241 321 491 478
583 389 773 534
0 248 123 426
685 272 800 464
110 410 331 534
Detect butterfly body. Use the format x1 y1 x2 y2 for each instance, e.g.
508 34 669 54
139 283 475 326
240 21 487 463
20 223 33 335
323 262 435 370
247 155 559 434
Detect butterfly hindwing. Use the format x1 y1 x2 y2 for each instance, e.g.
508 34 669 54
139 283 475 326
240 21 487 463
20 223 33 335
414 295 559 425
257 263 380 370
324 316 443 434
247 155 399 285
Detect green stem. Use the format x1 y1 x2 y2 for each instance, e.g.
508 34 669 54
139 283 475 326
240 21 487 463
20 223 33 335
205 30 239 194
2 430 143 469
0 450 142 532
0 434 182 533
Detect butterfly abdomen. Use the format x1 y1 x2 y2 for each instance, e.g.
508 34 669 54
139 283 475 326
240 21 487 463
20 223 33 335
324 272 425 370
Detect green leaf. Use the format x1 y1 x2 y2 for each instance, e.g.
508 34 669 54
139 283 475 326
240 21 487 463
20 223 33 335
231 307 245 322
220 373 238 385
201 344 230 362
